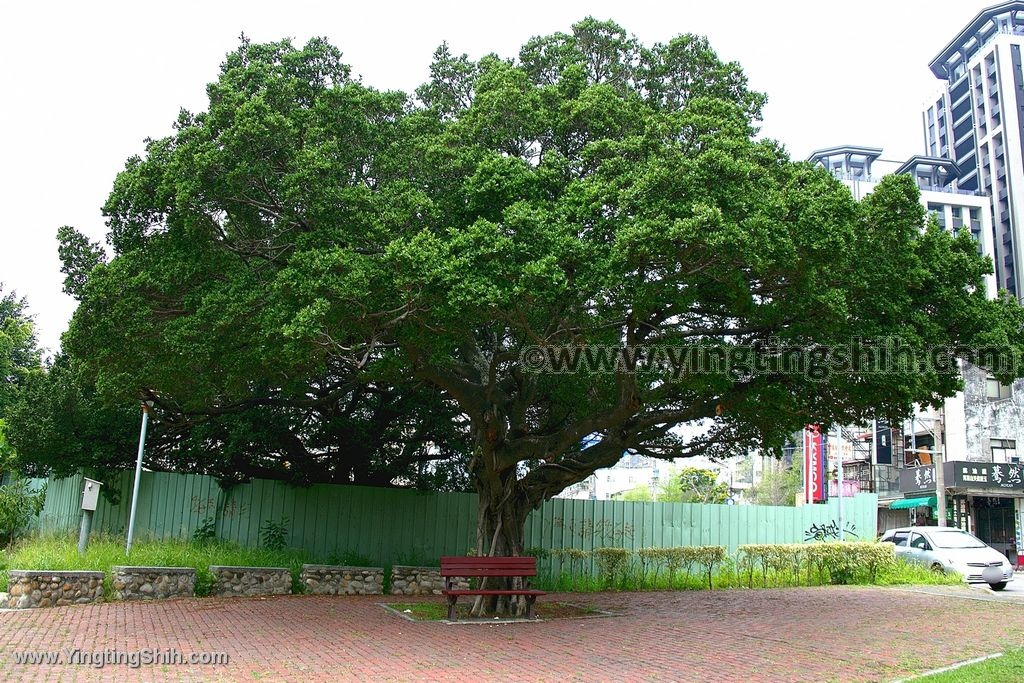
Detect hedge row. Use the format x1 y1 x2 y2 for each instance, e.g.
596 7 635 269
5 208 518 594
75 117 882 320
537 542 897 589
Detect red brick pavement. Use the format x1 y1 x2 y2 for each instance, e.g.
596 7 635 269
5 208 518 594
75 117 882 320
1 586 1023 682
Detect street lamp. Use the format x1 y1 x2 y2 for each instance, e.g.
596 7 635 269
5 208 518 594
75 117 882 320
125 399 155 554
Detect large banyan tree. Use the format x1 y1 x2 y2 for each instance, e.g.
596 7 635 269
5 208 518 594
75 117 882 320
51 21 1024 612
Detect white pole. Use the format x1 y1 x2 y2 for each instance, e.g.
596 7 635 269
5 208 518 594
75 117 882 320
837 427 844 541
936 407 947 527
126 403 151 554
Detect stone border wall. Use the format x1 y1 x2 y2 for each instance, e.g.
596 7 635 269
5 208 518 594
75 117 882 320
209 566 291 597
300 565 384 595
111 566 195 601
389 565 468 595
5 570 104 609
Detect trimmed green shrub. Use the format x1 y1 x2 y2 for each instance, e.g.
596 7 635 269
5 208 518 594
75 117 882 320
593 547 630 587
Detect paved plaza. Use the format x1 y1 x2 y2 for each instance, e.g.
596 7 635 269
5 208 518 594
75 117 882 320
2 586 1023 682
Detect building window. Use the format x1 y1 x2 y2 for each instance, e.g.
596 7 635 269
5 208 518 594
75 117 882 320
991 439 1018 464
986 375 1013 400
927 203 946 229
951 208 965 233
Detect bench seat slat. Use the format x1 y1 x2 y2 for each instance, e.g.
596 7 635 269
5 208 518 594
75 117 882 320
443 589 545 596
441 569 536 577
439 557 544 619
440 556 538 578
440 556 535 563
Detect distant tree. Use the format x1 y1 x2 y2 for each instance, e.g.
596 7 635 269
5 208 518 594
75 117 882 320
748 461 802 506
617 484 654 501
660 467 730 504
615 467 729 503
6 354 138 485
0 285 45 477
0 285 43 418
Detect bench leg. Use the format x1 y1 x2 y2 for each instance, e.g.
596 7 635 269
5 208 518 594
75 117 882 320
525 595 537 620
446 595 458 621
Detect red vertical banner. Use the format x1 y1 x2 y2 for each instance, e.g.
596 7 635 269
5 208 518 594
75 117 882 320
804 425 825 503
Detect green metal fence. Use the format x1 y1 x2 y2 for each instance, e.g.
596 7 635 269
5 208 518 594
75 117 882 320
33 471 878 568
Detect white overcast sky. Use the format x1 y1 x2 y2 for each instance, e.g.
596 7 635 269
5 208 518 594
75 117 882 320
0 0 993 354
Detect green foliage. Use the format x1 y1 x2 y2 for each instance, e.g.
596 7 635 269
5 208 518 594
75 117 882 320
5 354 138 483
617 484 654 501
394 546 434 567
0 419 14 474
192 517 217 544
57 226 107 300
739 542 898 586
660 468 730 504
0 285 44 433
592 546 630 586
616 468 729 503
911 649 1024 683
259 517 289 550
0 534 318 596
0 478 45 547
327 550 376 567
45 21 1024 559
550 547 590 589
747 462 802 506
533 542 958 593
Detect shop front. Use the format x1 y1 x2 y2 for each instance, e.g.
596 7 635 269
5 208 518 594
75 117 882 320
895 461 1024 566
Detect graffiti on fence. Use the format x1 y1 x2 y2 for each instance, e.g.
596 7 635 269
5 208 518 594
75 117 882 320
190 496 216 515
190 495 248 518
552 516 634 542
222 498 248 517
803 520 860 542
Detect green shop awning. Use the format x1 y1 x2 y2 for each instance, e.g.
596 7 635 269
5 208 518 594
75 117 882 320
889 495 937 510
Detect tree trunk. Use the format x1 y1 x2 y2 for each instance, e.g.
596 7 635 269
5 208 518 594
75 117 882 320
470 465 531 617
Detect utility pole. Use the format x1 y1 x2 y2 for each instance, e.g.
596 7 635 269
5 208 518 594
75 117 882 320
126 401 154 554
935 407 946 527
837 426 844 541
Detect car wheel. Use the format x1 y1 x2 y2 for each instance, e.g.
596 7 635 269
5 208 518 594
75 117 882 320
930 563 944 574
989 582 1008 591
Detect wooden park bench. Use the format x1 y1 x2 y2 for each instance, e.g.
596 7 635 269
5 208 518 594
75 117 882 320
440 556 546 620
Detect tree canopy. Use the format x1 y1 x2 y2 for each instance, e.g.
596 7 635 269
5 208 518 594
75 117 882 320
15 21 1024 590
0 286 43 417
0 285 45 474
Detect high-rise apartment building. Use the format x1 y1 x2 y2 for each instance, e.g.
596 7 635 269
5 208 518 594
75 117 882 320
926 1 1024 296
802 3 1024 557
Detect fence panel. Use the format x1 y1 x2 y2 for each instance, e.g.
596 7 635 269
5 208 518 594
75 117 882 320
32 471 878 565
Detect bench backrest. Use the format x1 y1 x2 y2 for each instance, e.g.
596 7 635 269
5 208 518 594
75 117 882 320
440 556 537 578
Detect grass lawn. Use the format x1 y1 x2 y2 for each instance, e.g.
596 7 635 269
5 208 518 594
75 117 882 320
910 650 1024 682
0 534 323 596
386 601 607 621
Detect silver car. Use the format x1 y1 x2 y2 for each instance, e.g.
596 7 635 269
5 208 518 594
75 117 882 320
879 526 1015 591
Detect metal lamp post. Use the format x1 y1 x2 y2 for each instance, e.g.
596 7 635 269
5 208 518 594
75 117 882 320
125 400 154 554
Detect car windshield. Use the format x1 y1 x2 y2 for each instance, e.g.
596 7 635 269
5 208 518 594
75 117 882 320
928 530 987 549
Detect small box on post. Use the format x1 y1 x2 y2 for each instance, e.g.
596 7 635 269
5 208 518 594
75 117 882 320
81 478 102 511
78 478 103 554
